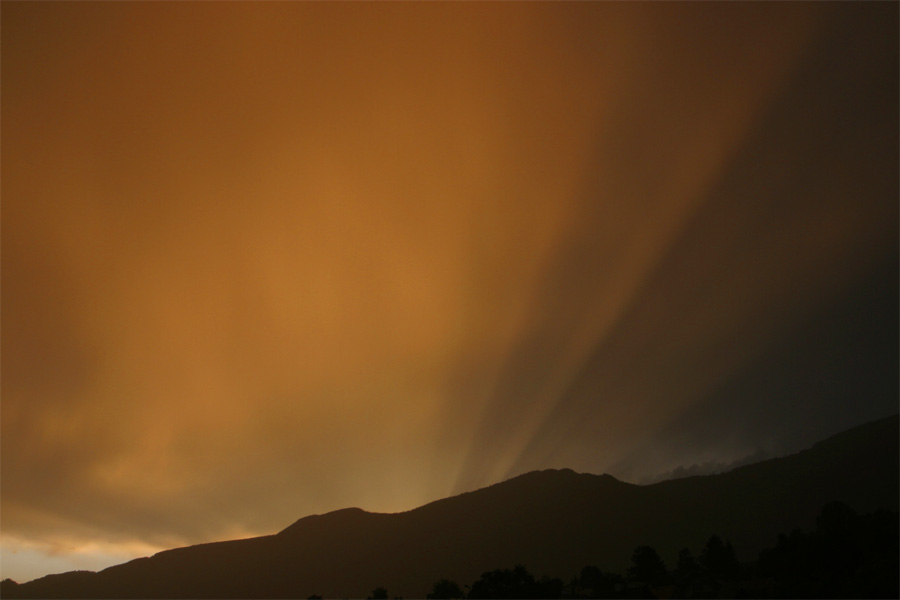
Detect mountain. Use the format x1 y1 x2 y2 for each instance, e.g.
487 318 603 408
5 414 897 599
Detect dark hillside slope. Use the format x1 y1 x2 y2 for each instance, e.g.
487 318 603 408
644 413 899 556
7 415 897 599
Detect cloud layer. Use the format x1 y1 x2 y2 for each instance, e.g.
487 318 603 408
2 2 897 582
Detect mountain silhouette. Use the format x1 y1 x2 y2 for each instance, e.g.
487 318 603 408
4 415 897 599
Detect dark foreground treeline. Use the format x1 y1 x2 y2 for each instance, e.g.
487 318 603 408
360 502 897 600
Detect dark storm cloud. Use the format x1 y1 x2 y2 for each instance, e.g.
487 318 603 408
452 3 897 488
1 0 895 583
615 255 898 483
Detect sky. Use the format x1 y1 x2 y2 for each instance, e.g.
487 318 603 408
2 1 897 584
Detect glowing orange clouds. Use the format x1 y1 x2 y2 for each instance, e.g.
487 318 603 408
2 1 897 584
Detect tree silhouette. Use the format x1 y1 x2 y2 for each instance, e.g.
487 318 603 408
672 547 701 597
626 545 667 586
467 564 560 599
675 548 697 579
700 535 739 578
427 578 463 599
575 565 621 598
817 501 861 581
757 503 899 598
369 586 388 599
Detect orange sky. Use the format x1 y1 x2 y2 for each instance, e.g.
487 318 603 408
2 2 897 583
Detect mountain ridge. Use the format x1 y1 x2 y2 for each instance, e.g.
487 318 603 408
4 414 897 599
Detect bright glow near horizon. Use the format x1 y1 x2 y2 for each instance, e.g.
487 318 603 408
2 1 897 584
